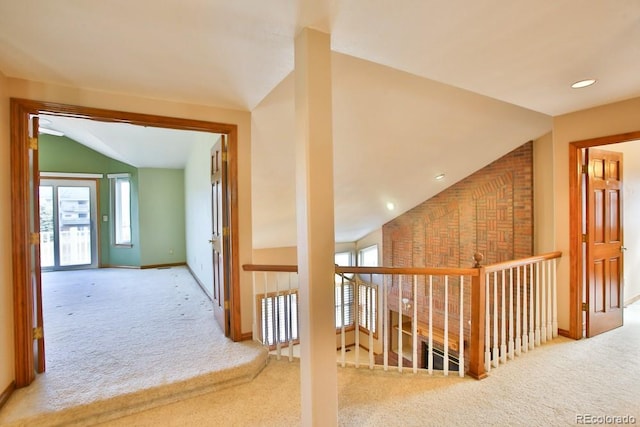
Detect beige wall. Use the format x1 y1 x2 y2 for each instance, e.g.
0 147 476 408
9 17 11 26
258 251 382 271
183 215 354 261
553 96 640 331
0 71 15 393
2 79 254 380
534 132 555 254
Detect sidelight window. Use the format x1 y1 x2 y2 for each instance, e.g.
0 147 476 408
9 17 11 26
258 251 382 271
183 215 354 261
110 174 132 246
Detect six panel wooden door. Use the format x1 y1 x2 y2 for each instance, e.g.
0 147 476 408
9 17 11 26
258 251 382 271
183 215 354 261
211 136 231 336
585 148 624 337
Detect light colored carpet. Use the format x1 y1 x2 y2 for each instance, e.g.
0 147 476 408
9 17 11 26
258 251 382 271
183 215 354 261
0 267 267 426
100 302 640 426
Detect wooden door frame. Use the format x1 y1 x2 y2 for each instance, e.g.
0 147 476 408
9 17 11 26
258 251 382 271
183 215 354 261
568 130 640 339
10 98 243 387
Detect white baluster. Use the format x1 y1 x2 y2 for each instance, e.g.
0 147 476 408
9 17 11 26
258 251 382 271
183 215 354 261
459 275 465 378
528 263 535 350
515 266 521 356
275 273 281 360
500 270 507 364
383 275 389 371
522 265 528 353
288 273 294 362
546 261 553 342
444 275 449 376
340 274 346 368
428 275 434 375
508 268 514 360
540 260 547 344
263 272 269 349
398 275 403 373
354 278 360 369
552 259 558 338
252 271 257 347
484 273 491 372
368 274 375 370
492 271 499 368
412 275 418 374
535 262 541 347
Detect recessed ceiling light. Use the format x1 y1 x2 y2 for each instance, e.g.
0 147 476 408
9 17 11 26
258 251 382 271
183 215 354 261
435 173 445 180
571 79 596 89
386 202 395 211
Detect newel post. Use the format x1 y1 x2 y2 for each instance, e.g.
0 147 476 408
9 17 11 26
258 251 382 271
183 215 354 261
468 253 487 380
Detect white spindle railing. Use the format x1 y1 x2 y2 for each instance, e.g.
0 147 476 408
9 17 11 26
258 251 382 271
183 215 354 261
244 251 562 380
483 254 561 373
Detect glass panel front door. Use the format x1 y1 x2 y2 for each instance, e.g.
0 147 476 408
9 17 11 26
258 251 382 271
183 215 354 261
40 179 98 270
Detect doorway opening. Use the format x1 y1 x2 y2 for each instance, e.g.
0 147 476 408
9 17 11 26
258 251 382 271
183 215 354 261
569 131 640 339
10 98 242 388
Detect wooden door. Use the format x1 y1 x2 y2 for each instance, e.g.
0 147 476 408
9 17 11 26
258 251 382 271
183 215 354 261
211 136 230 336
30 116 46 373
585 148 624 337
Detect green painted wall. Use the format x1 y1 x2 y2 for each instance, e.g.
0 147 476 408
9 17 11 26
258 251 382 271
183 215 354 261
138 168 186 266
39 135 141 266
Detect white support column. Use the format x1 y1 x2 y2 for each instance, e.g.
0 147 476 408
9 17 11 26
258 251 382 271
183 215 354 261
294 27 338 427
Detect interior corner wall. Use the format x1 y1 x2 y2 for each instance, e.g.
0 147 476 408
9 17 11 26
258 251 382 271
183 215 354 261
383 141 534 270
7 78 254 335
533 132 555 254
553 95 640 332
138 168 186 267
0 71 15 392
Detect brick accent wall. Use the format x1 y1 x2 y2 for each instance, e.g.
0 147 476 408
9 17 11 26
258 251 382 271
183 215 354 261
383 141 533 269
382 142 533 365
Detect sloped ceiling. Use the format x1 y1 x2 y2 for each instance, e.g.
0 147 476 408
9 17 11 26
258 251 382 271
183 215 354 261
1 1 639 248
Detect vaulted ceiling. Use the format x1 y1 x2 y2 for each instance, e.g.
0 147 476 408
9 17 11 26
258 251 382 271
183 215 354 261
1 1 639 248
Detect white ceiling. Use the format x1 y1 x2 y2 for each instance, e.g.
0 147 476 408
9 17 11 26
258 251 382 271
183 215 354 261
1 1 640 248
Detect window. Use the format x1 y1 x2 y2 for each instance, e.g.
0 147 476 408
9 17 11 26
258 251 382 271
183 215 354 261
110 175 131 246
335 280 354 329
358 245 378 267
334 251 352 267
358 282 377 334
335 251 354 330
258 291 298 348
357 245 378 335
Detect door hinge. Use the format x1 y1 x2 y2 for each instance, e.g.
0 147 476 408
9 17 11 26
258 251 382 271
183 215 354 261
581 234 588 243
30 232 40 245
582 302 588 312
224 300 229 310
28 137 38 150
222 227 229 237
221 151 228 162
581 164 588 174
33 326 43 340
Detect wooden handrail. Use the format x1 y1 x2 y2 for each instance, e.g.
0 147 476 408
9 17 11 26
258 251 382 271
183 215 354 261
243 264 479 276
483 251 562 273
243 251 562 276
243 264 298 272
